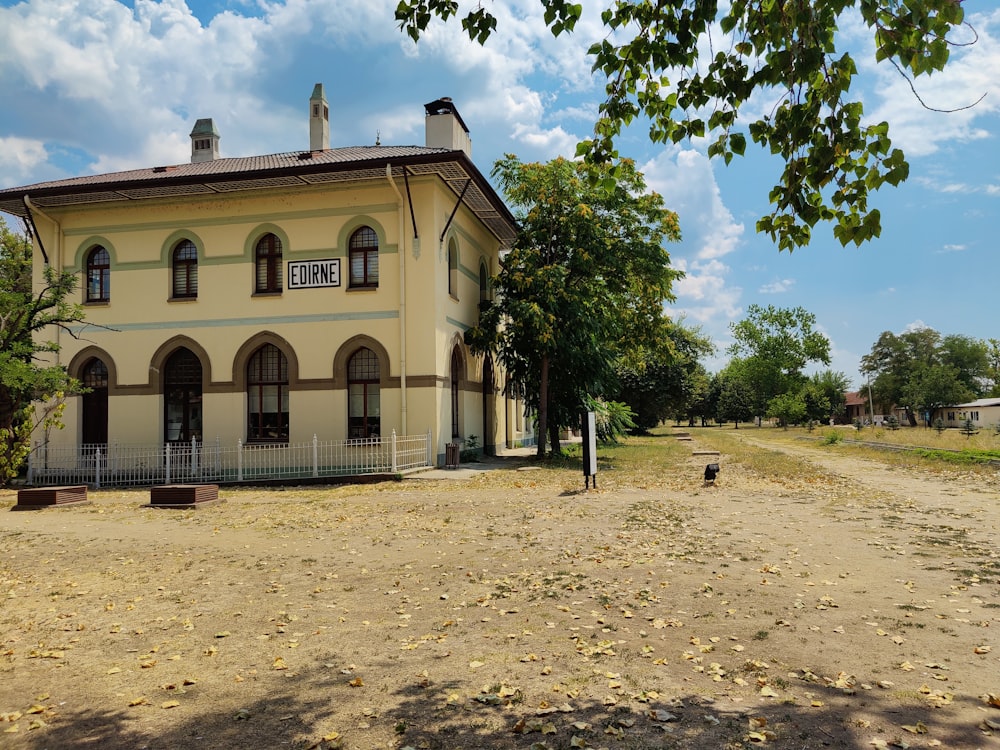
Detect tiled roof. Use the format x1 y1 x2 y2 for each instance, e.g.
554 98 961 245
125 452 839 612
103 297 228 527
844 391 867 406
0 146 517 245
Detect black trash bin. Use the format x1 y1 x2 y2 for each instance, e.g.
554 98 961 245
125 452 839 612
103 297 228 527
445 443 460 469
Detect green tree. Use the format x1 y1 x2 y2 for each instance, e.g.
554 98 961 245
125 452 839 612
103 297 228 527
727 304 831 419
901 363 973 426
808 370 851 423
466 156 681 457
939 334 989 396
0 217 85 483
862 327 987 425
767 391 807 429
715 363 755 429
987 338 1000 396
395 0 971 250
613 319 714 432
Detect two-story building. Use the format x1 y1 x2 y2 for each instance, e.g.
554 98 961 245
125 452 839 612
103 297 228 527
0 87 532 471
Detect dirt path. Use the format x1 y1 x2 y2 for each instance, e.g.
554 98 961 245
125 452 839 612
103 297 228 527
1 438 999 750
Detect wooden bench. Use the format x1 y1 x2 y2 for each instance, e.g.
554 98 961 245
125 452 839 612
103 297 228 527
14 485 90 510
148 484 222 509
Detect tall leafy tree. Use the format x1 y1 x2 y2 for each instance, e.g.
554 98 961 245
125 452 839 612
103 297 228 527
939 334 989 396
714 362 755 429
809 370 851 423
395 0 972 249
0 217 85 483
987 338 1000 397
727 304 831 418
614 319 714 432
862 327 987 425
466 156 681 456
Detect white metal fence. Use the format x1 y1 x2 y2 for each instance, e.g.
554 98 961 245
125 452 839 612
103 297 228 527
27 430 432 489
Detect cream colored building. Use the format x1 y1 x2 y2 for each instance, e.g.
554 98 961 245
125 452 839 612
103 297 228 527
934 398 1000 430
0 88 533 465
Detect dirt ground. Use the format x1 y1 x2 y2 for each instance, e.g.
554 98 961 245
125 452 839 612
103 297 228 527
1 432 999 750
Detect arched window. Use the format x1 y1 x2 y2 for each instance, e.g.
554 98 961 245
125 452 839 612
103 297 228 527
86 246 110 302
81 358 109 445
451 346 462 439
479 262 491 318
255 233 283 293
348 347 380 438
447 239 459 298
349 226 379 288
164 348 203 442
171 240 198 298
247 344 288 441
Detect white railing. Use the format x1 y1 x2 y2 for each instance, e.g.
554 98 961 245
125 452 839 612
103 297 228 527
27 430 432 489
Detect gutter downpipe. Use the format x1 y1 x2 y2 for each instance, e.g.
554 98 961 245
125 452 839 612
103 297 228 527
386 164 408 436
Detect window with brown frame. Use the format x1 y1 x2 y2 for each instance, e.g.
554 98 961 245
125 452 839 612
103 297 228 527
171 240 198 298
348 227 379 288
255 233 283 293
448 239 459 298
86 246 110 302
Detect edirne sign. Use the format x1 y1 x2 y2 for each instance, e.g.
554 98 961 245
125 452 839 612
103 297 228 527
287 259 341 289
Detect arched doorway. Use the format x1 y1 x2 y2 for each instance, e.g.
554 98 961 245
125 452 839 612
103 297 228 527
81 358 108 445
164 348 203 443
481 354 495 455
450 346 462 440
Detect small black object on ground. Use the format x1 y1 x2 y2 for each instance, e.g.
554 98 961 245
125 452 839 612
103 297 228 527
703 463 720 484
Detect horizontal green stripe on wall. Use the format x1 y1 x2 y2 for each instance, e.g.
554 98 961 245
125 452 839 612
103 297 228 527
71 309 399 333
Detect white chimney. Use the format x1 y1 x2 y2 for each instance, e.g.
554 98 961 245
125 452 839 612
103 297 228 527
190 118 220 163
425 98 471 157
310 83 330 151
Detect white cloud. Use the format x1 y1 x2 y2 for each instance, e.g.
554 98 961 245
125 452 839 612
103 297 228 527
862 9 1000 157
642 148 744 260
758 278 795 294
903 319 931 333
0 137 49 186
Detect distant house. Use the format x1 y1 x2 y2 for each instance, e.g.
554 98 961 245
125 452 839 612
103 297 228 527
842 390 898 426
843 391 867 424
933 398 1000 429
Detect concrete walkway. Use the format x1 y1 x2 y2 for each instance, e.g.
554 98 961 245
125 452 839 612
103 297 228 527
406 444 542 480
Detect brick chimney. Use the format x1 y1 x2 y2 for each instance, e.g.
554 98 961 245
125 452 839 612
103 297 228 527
424 98 471 157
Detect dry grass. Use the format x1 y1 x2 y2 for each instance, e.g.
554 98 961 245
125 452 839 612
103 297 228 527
2 431 1000 750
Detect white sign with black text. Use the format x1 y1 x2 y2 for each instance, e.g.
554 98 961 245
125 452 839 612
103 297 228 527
287 259 341 289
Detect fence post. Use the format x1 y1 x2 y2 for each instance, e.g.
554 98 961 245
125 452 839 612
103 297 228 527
238 439 244 482
215 436 221 476
191 436 199 477
165 442 171 484
391 430 398 473
27 442 36 485
312 434 319 477
95 447 102 490
426 429 432 466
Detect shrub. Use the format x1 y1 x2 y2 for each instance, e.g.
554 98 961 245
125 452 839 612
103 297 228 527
823 432 842 445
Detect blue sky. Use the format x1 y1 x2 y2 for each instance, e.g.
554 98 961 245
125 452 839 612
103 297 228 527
1 0 998 387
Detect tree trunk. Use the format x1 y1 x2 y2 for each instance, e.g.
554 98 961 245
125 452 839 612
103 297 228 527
548 410 561 456
536 354 549 458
